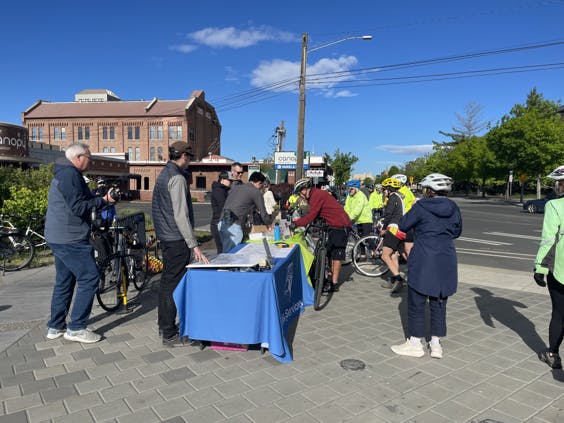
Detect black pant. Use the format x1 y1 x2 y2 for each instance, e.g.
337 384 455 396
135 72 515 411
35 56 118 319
210 222 222 254
548 273 564 355
158 239 191 339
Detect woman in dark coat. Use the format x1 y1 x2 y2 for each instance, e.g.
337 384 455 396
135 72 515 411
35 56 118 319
391 173 462 359
210 172 234 254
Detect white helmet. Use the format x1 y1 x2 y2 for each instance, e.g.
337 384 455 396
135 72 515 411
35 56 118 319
391 174 407 184
420 173 453 192
547 165 564 180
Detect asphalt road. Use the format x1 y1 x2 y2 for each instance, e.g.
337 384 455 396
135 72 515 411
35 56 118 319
118 196 544 274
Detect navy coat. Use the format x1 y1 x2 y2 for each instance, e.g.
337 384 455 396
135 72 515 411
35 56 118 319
399 197 462 298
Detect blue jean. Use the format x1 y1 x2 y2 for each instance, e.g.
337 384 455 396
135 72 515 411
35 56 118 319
47 241 100 331
218 219 243 253
408 285 448 338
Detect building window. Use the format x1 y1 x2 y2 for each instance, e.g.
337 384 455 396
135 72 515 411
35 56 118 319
77 126 90 141
53 127 65 141
189 128 195 141
149 147 155 161
127 126 140 140
103 147 109 153
143 177 149 190
150 125 163 140
102 126 115 140
31 127 43 141
169 125 182 140
110 147 116 153
135 147 140 161
195 176 206 189
128 147 133 161
157 147 163 161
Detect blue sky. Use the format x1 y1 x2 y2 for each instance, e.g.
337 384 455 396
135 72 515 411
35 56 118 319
1 0 563 176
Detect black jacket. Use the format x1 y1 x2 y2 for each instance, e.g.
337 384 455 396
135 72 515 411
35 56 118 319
210 181 230 225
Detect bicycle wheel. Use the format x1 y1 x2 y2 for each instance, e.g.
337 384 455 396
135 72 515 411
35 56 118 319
313 245 328 310
130 250 148 291
0 233 34 271
97 255 125 312
352 235 389 277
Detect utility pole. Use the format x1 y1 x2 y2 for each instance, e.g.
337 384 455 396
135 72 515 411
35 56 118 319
275 121 286 184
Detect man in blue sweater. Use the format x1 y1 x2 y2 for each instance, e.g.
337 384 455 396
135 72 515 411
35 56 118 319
45 143 116 343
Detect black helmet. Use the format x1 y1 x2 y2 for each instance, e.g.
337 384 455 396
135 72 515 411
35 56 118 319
294 178 313 194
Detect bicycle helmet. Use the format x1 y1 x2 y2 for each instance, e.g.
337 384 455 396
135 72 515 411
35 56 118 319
375 183 382 189
547 165 564 180
96 177 106 185
294 178 313 193
391 174 407 184
381 177 401 190
420 173 453 192
346 180 361 189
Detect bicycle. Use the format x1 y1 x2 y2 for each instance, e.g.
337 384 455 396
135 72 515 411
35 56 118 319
351 232 389 277
0 214 35 272
96 221 148 312
304 219 333 311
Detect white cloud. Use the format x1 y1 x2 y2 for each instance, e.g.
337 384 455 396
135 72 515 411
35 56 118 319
187 26 296 49
169 44 198 53
376 144 434 155
250 55 359 92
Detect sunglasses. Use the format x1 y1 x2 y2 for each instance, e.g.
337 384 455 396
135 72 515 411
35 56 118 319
234 171 244 175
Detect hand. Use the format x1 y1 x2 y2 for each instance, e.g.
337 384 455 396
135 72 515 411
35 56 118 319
193 246 209 264
534 272 546 287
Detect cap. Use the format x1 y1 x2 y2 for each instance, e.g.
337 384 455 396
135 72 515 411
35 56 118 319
219 171 237 181
170 141 194 157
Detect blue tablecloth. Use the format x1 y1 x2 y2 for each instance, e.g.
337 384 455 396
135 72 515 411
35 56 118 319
173 245 314 363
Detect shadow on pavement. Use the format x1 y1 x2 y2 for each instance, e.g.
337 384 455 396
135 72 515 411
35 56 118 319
471 287 546 353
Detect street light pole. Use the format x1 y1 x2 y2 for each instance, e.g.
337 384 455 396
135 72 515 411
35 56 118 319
295 33 372 181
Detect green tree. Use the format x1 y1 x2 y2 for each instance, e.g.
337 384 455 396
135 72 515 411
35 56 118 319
326 149 358 186
487 88 564 197
387 165 401 177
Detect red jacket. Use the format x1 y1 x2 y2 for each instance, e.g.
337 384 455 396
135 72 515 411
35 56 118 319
294 188 352 229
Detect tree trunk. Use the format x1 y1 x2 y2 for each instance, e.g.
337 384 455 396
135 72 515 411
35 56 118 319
537 175 542 199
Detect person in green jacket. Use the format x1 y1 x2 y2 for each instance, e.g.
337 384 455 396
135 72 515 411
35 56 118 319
369 184 385 220
534 165 564 369
344 180 374 239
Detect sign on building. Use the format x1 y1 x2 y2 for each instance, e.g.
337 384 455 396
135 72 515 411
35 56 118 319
248 165 261 178
306 169 324 177
274 151 310 169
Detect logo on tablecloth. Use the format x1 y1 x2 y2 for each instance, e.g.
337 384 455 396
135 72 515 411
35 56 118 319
284 262 294 298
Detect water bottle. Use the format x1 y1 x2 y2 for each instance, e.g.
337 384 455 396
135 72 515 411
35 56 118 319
273 222 281 241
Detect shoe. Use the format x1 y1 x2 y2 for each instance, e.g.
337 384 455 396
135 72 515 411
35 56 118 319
391 276 405 293
540 351 562 369
162 333 201 348
429 342 443 359
330 283 340 292
381 280 394 289
391 339 425 357
63 328 101 344
46 327 66 340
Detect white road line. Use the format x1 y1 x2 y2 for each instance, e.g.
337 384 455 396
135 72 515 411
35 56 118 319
458 237 512 246
457 248 535 260
483 231 541 241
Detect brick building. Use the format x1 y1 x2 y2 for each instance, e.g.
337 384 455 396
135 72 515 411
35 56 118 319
21 89 223 201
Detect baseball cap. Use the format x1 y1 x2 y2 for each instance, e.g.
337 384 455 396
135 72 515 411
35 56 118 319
170 141 194 157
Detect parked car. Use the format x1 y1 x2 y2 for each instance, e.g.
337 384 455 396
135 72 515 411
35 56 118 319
523 193 556 213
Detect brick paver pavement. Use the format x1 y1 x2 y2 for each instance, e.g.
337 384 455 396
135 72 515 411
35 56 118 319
0 262 563 423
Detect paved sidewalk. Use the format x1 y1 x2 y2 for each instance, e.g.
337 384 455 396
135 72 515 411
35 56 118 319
0 261 563 423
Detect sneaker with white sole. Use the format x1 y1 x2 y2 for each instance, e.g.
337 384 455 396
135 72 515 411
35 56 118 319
46 327 66 339
391 339 425 357
429 342 443 359
63 328 101 344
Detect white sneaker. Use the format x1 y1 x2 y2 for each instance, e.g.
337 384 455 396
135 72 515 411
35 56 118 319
63 328 101 344
46 327 66 339
429 342 443 359
391 339 425 357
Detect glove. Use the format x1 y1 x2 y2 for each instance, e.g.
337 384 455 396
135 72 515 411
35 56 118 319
534 272 546 287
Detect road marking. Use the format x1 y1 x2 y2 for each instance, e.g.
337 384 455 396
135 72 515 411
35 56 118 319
457 248 535 260
483 231 541 241
458 237 512 246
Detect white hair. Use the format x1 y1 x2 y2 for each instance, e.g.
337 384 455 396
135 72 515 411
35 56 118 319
65 142 89 161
